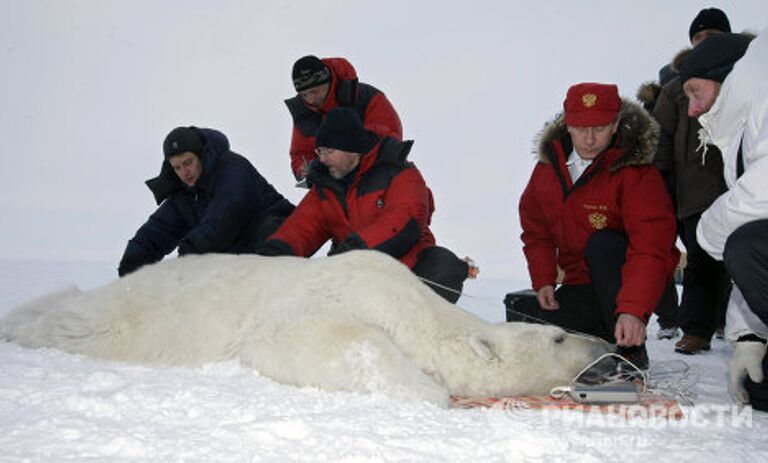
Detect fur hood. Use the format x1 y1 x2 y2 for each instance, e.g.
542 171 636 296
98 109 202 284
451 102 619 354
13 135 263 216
671 48 691 73
535 99 659 172
636 81 661 107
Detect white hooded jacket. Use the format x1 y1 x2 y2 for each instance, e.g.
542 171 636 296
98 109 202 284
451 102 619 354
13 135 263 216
696 30 768 260
694 30 768 340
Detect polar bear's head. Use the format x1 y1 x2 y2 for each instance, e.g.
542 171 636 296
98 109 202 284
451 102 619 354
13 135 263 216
443 322 613 397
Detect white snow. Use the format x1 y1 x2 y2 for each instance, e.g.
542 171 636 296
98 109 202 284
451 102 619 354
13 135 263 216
1 259 766 462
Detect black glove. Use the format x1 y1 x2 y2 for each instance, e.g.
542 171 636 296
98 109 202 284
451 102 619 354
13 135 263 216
177 238 196 255
253 239 294 257
328 234 368 256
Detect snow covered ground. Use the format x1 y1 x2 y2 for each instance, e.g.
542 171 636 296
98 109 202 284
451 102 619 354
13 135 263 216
0 259 766 462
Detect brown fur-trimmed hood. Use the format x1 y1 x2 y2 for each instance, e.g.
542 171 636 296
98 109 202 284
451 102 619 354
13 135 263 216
535 99 659 172
636 81 661 108
671 48 691 73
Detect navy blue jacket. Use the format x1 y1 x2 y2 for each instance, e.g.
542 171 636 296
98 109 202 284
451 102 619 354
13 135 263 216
118 128 294 276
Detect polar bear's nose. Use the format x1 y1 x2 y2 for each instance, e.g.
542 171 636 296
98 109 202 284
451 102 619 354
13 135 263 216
575 356 619 384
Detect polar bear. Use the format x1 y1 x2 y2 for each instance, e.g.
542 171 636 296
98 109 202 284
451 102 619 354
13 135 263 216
1 251 611 406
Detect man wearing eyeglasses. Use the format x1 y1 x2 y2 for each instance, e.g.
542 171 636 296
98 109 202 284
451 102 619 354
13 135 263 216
256 108 474 303
285 55 402 186
508 83 680 371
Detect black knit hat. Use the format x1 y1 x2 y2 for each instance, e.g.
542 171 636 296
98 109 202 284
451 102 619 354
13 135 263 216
315 108 376 154
679 33 752 84
292 55 331 92
689 8 731 41
163 127 204 158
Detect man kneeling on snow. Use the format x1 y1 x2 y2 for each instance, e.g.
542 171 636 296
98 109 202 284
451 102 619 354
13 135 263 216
118 126 295 276
256 108 474 303
507 82 680 370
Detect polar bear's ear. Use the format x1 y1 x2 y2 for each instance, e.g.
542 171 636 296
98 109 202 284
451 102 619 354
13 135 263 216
469 335 498 362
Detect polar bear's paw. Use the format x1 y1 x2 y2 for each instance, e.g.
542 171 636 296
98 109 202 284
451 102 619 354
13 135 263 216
342 338 450 407
239 319 450 406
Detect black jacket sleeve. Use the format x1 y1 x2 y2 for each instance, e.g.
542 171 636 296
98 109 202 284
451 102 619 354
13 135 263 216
118 201 185 276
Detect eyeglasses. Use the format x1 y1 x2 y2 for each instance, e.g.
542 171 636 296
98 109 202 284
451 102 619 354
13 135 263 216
314 147 334 158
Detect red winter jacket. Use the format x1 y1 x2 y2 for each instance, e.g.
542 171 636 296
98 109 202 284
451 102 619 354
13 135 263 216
519 101 680 321
267 137 435 268
284 58 403 179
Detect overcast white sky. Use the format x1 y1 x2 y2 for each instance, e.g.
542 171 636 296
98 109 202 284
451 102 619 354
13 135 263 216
1 0 765 279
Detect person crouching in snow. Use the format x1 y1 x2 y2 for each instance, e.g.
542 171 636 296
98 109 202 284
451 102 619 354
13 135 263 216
118 126 295 276
285 55 403 186
678 31 768 409
508 82 680 370
256 107 476 303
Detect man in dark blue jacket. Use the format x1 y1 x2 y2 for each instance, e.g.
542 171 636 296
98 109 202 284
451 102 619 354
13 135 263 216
118 126 295 276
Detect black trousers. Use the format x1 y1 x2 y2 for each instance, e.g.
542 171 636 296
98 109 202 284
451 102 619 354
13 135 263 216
412 246 469 304
505 230 678 343
724 219 768 327
678 214 731 339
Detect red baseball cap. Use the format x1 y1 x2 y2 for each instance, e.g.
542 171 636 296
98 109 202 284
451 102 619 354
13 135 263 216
563 83 621 127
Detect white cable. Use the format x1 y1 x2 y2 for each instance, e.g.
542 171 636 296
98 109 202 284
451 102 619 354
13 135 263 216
419 274 606 342
424 276 696 403
571 352 649 394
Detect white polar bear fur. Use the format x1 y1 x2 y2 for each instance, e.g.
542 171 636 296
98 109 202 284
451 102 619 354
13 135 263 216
1 251 610 406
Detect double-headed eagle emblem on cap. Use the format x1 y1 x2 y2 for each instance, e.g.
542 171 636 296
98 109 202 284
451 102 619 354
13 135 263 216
582 93 598 108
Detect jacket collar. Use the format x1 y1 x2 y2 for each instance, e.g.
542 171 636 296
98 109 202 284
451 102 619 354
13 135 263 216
535 99 659 171
307 136 411 193
698 32 764 187
145 128 230 204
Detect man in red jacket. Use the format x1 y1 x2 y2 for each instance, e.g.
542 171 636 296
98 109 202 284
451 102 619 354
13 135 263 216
507 83 680 369
285 55 403 185
257 108 472 303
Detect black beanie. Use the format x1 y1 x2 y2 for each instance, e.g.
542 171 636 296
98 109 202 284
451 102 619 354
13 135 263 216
679 33 752 84
315 108 376 154
163 127 204 158
689 8 731 41
292 55 331 92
